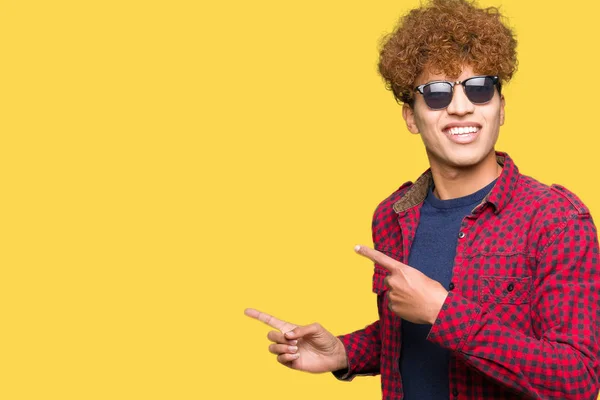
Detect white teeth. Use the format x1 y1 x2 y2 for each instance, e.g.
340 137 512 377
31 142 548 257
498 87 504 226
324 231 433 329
448 126 478 135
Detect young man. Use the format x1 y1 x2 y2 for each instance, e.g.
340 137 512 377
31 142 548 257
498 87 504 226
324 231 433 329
245 0 600 398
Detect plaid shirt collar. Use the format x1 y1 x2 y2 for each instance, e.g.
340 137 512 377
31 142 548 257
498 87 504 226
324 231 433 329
392 151 519 215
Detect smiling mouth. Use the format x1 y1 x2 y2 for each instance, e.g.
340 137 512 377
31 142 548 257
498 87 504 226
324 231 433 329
445 126 480 135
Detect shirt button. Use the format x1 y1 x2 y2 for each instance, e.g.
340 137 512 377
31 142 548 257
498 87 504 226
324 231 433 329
452 388 459 397
458 231 465 239
448 282 455 291
507 283 514 292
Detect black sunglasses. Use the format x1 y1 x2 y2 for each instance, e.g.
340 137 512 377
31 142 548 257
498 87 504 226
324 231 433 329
414 75 500 110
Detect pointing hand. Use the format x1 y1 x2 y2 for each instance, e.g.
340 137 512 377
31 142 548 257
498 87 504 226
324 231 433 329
354 245 448 324
244 308 348 373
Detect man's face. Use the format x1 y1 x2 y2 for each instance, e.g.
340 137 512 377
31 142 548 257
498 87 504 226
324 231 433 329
402 65 505 171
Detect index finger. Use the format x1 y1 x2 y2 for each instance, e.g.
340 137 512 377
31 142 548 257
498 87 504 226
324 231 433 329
244 308 296 333
354 244 400 273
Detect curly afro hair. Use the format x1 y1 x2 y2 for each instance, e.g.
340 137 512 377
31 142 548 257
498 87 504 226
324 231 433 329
379 0 518 106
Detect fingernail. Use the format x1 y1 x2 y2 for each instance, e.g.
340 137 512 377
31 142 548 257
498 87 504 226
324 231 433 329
289 346 298 353
285 331 294 338
289 340 298 345
292 353 300 359
354 245 361 252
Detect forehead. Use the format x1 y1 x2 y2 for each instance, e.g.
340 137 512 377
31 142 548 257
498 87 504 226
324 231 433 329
416 65 477 85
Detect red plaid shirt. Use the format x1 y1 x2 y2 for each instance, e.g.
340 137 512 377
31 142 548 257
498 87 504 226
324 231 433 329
337 153 600 399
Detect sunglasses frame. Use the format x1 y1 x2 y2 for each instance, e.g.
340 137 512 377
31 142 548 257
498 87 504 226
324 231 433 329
414 75 500 110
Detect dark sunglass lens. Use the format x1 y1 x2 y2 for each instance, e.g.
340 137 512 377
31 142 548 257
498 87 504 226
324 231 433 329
423 82 453 109
464 77 495 104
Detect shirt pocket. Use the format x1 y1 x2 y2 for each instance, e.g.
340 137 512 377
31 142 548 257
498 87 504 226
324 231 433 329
479 275 532 305
372 266 387 294
371 247 398 295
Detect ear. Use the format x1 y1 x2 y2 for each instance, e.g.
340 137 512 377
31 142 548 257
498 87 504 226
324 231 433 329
499 95 506 126
402 103 420 134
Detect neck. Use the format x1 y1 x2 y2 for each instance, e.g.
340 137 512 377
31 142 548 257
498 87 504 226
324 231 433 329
429 151 501 200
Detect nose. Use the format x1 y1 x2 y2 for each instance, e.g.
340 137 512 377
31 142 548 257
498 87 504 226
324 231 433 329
446 84 475 116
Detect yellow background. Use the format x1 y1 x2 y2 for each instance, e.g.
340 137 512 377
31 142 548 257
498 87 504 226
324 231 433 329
1 0 599 398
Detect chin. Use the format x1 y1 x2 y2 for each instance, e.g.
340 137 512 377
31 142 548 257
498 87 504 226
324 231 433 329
439 151 491 169
427 143 496 170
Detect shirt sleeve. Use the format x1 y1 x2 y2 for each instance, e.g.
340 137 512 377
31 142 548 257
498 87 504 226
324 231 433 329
427 215 600 399
332 320 381 380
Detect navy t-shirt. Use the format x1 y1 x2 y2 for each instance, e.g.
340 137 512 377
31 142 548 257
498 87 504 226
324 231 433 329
400 179 497 399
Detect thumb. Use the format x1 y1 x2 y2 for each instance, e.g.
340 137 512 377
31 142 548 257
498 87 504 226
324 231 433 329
284 323 323 340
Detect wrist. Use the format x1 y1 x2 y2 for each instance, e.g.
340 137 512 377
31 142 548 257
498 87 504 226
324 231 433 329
429 289 449 325
334 337 348 371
